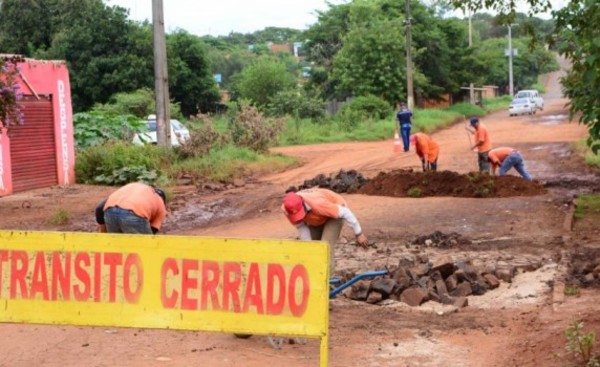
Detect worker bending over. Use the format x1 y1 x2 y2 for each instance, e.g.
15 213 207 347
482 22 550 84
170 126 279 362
410 132 439 171
96 182 167 234
487 147 532 180
282 188 368 274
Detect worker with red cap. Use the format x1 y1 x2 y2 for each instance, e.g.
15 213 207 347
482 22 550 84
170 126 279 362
410 133 439 171
282 188 368 274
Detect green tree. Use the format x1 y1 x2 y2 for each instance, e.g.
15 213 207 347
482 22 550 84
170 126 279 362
473 37 557 91
250 27 303 43
232 57 296 109
332 18 407 105
208 48 255 88
450 0 599 148
167 31 220 116
19 0 156 111
0 0 54 54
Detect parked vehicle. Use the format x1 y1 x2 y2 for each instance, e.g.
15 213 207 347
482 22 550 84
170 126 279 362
509 98 536 116
515 89 544 111
132 115 191 147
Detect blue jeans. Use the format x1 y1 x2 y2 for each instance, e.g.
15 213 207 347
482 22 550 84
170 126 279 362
400 124 411 152
499 152 532 180
104 207 153 234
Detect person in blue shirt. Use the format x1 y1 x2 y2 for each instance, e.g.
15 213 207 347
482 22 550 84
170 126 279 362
396 102 413 152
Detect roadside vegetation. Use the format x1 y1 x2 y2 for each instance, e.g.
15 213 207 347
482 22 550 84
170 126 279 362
574 141 600 168
574 195 600 220
0 0 576 188
556 320 600 367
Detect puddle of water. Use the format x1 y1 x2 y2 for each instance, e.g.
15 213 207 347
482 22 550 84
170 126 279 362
165 198 241 232
528 114 570 126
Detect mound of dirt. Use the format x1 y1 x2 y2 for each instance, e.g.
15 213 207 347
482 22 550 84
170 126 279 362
358 169 546 198
286 169 367 193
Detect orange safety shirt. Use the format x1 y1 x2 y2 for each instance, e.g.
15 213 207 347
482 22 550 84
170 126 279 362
297 188 347 227
414 133 439 162
104 182 167 229
488 147 516 167
475 123 492 152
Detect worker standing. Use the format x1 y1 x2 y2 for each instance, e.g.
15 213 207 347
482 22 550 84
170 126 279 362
410 133 439 171
282 188 368 274
487 147 532 180
396 102 413 152
95 182 167 234
467 117 492 173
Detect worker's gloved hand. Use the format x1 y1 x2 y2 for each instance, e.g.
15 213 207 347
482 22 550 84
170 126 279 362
356 233 369 249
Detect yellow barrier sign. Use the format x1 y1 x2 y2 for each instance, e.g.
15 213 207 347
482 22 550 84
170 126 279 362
0 230 330 365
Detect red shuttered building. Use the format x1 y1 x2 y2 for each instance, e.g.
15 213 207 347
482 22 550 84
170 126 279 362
0 57 75 196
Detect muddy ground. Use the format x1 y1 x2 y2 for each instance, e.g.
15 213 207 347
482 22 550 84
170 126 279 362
1 64 600 366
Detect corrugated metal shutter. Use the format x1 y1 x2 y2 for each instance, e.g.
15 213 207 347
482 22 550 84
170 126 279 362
10 95 58 193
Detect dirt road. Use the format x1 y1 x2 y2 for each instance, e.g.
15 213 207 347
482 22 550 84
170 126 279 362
1 62 599 367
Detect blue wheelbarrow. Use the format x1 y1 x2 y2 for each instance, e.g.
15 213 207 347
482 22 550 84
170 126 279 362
329 270 389 298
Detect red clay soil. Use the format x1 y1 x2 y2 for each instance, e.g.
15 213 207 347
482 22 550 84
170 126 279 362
358 169 546 198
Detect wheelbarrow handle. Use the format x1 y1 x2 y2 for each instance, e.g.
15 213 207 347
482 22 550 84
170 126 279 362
329 270 389 298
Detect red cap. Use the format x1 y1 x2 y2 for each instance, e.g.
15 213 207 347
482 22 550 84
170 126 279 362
282 192 306 224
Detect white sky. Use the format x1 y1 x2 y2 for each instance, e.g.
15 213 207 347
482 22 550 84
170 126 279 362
105 0 347 36
105 0 566 37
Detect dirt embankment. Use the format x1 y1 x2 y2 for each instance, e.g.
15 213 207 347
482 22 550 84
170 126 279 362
358 169 546 198
289 169 546 198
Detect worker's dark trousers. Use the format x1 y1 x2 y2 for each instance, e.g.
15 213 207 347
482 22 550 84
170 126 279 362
309 219 343 276
478 150 491 173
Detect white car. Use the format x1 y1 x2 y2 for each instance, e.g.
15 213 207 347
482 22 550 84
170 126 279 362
515 89 544 111
132 115 191 147
509 98 536 116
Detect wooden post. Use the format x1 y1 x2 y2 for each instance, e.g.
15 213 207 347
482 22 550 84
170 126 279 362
152 0 171 147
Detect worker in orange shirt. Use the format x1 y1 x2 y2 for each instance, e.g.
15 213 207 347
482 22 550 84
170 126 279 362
467 117 492 173
487 147 532 180
410 133 439 171
282 188 368 274
95 182 167 234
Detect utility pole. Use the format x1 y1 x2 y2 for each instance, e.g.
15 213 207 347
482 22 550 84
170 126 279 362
468 9 474 105
152 0 171 147
507 23 518 97
405 0 414 110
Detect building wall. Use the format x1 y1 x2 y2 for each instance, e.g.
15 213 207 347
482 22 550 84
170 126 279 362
0 59 74 196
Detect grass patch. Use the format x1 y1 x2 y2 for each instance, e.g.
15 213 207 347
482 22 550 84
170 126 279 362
49 208 71 225
169 145 297 182
574 194 600 219
482 95 513 112
279 117 392 145
407 187 422 198
573 140 600 168
279 96 513 146
564 284 580 296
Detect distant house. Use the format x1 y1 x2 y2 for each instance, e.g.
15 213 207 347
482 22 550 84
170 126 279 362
267 42 293 55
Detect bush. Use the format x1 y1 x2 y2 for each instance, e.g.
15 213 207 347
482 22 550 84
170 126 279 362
75 142 174 186
338 95 393 121
176 116 228 158
92 88 184 120
227 101 284 152
268 89 326 120
73 112 146 149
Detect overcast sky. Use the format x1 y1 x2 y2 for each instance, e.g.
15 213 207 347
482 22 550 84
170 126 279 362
106 0 346 36
106 0 566 37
